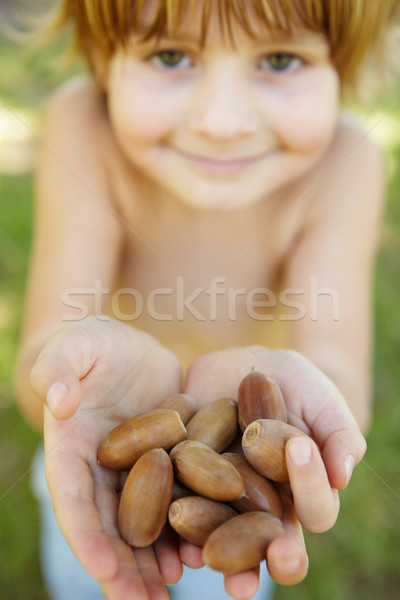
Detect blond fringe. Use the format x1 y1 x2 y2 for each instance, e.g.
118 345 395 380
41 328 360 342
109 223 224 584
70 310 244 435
15 0 400 101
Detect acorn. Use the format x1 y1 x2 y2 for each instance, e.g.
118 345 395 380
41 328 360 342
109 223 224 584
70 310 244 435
97 408 187 470
242 419 307 483
202 511 284 573
170 440 245 501
168 496 237 546
238 371 287 432
118 449 174 547
185 397 238 452
222 452 283 518
157 393 197 425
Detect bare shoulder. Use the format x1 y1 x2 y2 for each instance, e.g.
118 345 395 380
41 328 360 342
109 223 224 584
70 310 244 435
38 75 125 212
36 75 123 232
45 75 106 126
307 112 387 224
41 75 111 160
328 112 385 170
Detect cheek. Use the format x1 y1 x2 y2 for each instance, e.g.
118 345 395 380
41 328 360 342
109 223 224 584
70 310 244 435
107 62 178 145
276 71 340 153
109 89 174 143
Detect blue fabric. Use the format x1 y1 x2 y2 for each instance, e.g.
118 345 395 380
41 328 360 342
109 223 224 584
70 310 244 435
31 447 275 600
167 564 275 600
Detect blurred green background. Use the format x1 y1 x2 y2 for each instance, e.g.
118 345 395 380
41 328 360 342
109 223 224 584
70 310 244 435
1 4 400 600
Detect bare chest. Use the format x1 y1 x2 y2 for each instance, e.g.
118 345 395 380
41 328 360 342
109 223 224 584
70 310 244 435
108 158 310 365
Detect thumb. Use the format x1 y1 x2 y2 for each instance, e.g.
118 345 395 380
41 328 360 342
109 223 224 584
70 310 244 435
30 326 92 420
321 426 367 490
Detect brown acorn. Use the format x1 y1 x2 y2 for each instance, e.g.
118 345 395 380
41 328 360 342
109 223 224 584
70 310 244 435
242 419 307 483
222 452 283 518
170 440 245 501
202 511 284 573
168 496 237 546
97 408 187 470
118 448 174 547
238 371 287 432
185 397 238 452
157 393 197 425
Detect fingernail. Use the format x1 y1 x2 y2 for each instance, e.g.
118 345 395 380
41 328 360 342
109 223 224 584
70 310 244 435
345 455 355 486
287 437 312 466
47 382 68 414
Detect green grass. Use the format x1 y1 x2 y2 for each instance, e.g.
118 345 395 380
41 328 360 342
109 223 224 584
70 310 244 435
1 22 400 600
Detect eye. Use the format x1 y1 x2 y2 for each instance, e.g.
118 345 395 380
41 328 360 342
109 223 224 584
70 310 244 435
258 53 304 73
148 50 193 70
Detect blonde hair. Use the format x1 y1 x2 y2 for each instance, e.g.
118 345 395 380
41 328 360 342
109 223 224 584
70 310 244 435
49 0 399 97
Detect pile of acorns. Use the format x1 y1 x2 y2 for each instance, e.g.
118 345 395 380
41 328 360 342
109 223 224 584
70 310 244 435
97 371 308 574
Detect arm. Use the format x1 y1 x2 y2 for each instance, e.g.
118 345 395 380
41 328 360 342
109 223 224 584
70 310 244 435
14 78 123 431
281 120 386 433
182 121 385 594
13 79 184 600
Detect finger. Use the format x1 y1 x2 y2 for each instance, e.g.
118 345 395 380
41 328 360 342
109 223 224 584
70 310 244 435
45 449 119 582
266 486 309 585
100 536 150 600
179 540 203 568
267 537 308 586
320 427 367 489
45 379 82 420
285 359 367 489
30 325 91 419
286 436 340 532
134 546 171 600
96 486 168 600
224 566 260 600
153 526 183 585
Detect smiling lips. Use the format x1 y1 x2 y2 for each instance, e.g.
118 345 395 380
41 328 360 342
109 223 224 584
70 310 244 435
173 148 270 175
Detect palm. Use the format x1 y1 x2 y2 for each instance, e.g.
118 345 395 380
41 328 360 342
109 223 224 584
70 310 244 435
35 326 365 598
183 346 365 591
39 318 183 600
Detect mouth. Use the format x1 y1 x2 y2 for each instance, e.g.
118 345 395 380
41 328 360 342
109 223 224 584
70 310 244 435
172 148 269 175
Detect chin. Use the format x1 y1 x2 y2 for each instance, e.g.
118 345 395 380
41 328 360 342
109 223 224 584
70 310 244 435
171 184 265 212
184 194 258 212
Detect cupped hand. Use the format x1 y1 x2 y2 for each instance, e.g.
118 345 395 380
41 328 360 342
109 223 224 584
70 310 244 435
31 316 184 600
181 345 367 598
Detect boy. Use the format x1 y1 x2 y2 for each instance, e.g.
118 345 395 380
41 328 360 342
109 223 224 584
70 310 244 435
14 1 399 599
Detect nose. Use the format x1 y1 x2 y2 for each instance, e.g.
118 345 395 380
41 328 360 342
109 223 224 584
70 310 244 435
187 63 262 140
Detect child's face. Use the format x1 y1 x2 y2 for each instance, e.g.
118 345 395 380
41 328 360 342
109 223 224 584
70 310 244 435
105 2 340 211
